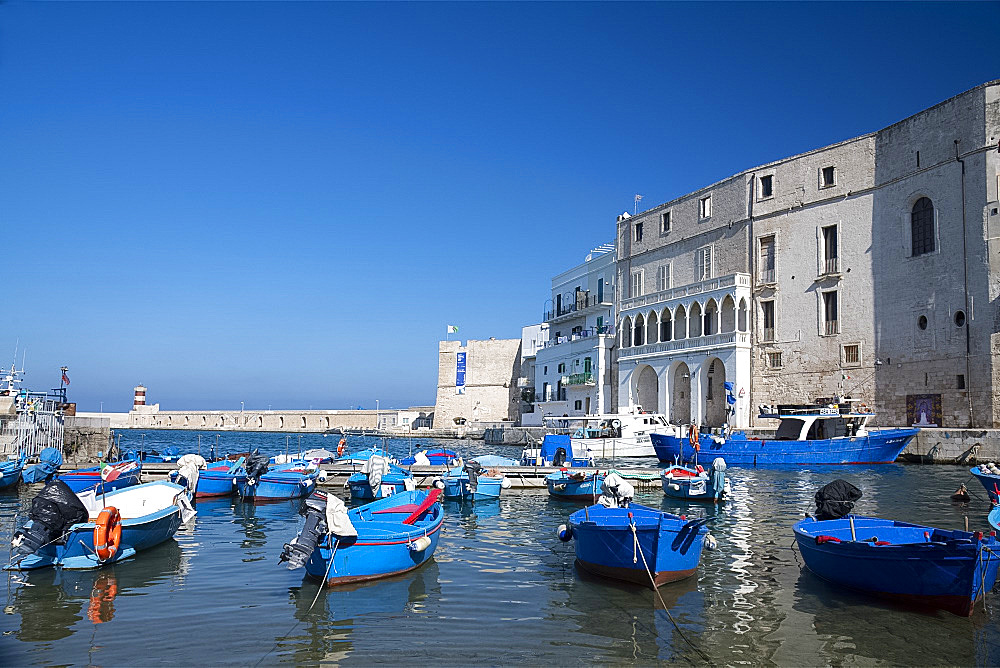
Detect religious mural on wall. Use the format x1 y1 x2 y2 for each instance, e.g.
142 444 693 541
907 393 942 427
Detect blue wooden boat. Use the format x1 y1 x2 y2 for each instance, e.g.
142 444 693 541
0 454 26 489
8 480 193 571
170 457 246 498
281 489 444 586
793 515 1000 616
21 447 63 484
400 449 458 466
651 401 917 466
660 458 730 503
58 460 142 494
238 463 319 501
971 464 1000 503
546 469 605 501
348 463 414 500
336 446 395 467
560 502 710 587
123 445 182 463
990 506 1000 533
437 463 505 501
522 434 594 467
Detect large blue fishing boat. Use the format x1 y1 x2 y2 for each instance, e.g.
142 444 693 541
971 463 1000 503
651 401 917 466
794 515 1000 616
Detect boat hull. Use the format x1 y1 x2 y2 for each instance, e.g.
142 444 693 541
442 476 502 501
195 470 246 498
58 464 142 493
793 516 1000 616
660 465 728 503
970 467 1000 503
0 458 24 489
546 472 604 501
569 503 708 588
651 429 918 466
990 506 1000 533
238 470 317 501
574 437 656 459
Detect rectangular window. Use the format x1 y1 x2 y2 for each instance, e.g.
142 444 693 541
957 374 966 390
767 351 783 368
661 211 671 232
695 246 713 281
823 291 839 335
630 270 644 298
557 363 565 373
759 174 773 199
656 263 671 291
574 400 582 410
542 382 549 401
543 366 547 374
843 344 860 365
758 235 776 283
699 195 712 219
821 165 836 188
584 357 592 372
822 225 838 274
761 300 775 342
634 221 643 242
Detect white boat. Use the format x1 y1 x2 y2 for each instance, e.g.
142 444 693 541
544 407 678 459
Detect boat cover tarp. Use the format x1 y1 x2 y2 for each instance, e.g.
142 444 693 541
176 454 207 494
12 480 89 557
599 472 634 508
24 447 63 483
814 479 863 520
540 435 571 461
325 494 357 538
363 455 391 492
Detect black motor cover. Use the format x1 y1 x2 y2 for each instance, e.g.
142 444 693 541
464 461 481 494
245 449 271 485
279 493 328 570
814 479 863 521
552 447 567 467
13 480 90 556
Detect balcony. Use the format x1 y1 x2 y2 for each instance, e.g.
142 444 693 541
545 291 613 323
621 273 751 312
564 372 596 387
618 331 751 360
541 326 615 349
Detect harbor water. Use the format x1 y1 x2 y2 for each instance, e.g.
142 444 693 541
2 431 999 665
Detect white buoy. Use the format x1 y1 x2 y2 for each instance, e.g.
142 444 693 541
501 477 512 489
409 536 432 552
704 534 718 550
433 479 445 490
557 524 573 542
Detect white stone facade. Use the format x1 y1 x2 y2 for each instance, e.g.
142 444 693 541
617 80 1000 428
433 338 522 428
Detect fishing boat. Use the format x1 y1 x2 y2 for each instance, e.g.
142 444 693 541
21 447 63 484
521 434 594 467
336 446 396 467
793 515 1000 616
546 469 605 501
651 400 918 466
660 458 730 503
558 473 712 586
237 455 319 502
8 480 194 570
123 445 182 463
436 462 507 501
347 456 414 500
400 449 459 466
58 460 142 494
971 463 1000 503
0 454 26 489
279 488 444 586
272 448 337 465
990 506 1000 533
169 455 246 498
546 407 678 459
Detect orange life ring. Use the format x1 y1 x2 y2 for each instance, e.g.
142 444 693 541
337 438 347 457
93 507 122 561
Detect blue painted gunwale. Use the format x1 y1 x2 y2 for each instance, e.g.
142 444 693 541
793 515 1000 616
970 466 1000 504
57 462 143 493
11 480 187 571
568 503 709 587
650 428 917 466
238 465 318 501
195 464 247 498
990 506 1000 533
545 470 604 501
304 489 444 586
0 455 26 489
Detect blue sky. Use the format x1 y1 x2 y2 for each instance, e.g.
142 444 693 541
2 2 996 411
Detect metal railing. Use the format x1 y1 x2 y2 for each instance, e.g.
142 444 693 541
545 291 613 321
565 372 596 386
823 257 839 274
542 326 615 349
621 273 751 311
619 331 751 359
759 268 775 283
824 320 839 335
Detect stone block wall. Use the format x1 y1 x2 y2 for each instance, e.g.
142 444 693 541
434 338 522 428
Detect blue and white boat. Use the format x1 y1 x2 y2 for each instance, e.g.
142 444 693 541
971 463 1000 503
522 434 594 467
558 474 711 587
280 489 444 586
400 449 459 466
660 458 730 503
336 446 396 467
8 480 194 571
347 456 414 501
0 454 26 489
651 401 918 466
58 460 142 494
123 445 182 463
169 455 246 498
21 447 63 484
238 462 319 501
546 469 605 501
794 515 1000 616
437 462 506 501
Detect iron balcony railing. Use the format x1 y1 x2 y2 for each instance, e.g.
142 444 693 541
542 325 616 349
759 268 775 283
824 320 839 335
545 291 613 321
823 257 839 274
564 372 596 386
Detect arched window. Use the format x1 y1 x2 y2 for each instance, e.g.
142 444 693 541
911 197 934 256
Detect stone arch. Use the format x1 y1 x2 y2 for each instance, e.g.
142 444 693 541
202 415 207 427
689 302 703 337
167 416 172 427
279 416 285 429
674 304 687 340
635 364 658 412
659 308 673 342
621 316 632 348
704 299 719 336
738 298 748 331
633 313 645 346
325 416 331 429
703 357 728 428
671 362 691 424
184 415 189 427
300 416 307 428
258 415 263 428
219 415 225 427
721 295 736 333
646 310 658 345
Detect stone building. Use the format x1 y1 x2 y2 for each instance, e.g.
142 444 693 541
433 338 522 428
617 80 1000 429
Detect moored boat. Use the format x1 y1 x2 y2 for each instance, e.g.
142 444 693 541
437 462 507 501
58 460 142 494
8 480 194 570
279 488 443 586
660 458 730 503
546 469 605 501
971 463 1000 503
652 400 917 466
237 452 319 501
521 434 594 467
347 455 414 500
0 454 26 489
170 454 246 498
550 408 677 460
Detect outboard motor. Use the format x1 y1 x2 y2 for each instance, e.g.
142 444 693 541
245 450 270 486
279 492 328 570
464 461 482 494
552 447 567 467
12 481 90 558
814 479 863 520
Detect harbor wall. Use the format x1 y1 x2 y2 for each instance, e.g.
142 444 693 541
63 415 111 463
899 427 1000 464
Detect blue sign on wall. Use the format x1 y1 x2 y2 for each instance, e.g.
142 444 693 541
456 352 467 395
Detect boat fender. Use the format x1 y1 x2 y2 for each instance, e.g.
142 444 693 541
704 534 718 551
318 471 328 483
815 535 841 545
409 536 432 552
500 477 511 489
433 478 446 490
557 524 573 542
554 484 567 492
669 484 681 491
94 507 122 561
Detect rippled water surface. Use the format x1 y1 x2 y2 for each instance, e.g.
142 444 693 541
2 431 999 665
